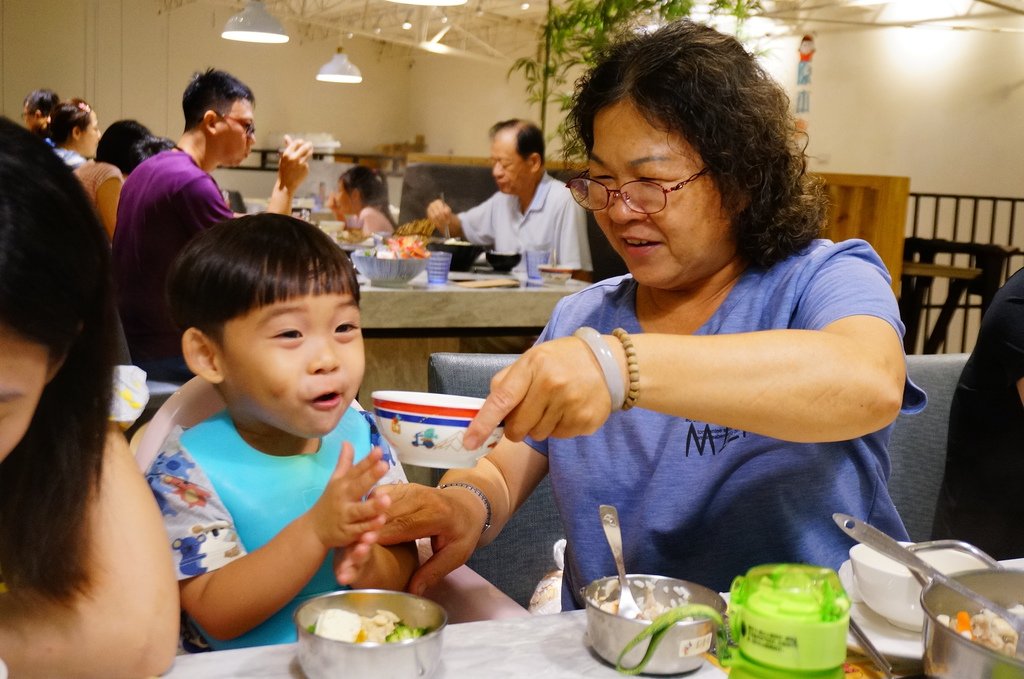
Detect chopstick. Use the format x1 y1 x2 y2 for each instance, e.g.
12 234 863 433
440 191 448 241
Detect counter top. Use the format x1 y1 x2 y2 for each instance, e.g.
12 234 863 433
359 272 586 331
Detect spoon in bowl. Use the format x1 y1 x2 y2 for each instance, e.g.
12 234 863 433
599 504 642 620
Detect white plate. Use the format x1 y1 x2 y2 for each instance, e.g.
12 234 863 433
838 556 1024 660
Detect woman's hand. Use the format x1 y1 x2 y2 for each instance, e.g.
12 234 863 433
464 336 618 450
375 483 485 596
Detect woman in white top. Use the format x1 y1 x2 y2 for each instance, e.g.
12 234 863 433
327 165 396 236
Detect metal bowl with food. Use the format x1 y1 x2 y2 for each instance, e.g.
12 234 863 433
922 568 1024 678
427 239 484 271
583 574 726 675
294 589 447 679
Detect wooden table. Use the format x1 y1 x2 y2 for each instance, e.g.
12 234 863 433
899 237 1019 353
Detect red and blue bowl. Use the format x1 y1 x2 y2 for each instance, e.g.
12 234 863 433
371 391 503 468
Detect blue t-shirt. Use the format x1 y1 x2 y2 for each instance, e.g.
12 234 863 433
524 239 926 607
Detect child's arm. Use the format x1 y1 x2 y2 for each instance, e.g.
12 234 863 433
336 538 419 590
180 444 389 641
0 428 179 679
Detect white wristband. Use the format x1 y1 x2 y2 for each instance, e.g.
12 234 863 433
573 326 626 410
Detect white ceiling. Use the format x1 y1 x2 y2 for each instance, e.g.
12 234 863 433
162 0 1024 63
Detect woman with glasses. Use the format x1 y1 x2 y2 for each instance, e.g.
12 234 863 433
381 20 924 604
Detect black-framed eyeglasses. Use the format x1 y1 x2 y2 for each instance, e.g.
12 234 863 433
565 167 709 215
220 113 256 138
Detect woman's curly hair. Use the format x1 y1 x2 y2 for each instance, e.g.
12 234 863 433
566 20 826 267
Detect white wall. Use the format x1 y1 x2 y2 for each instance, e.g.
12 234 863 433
760 25 1024 196
2 1 1023 197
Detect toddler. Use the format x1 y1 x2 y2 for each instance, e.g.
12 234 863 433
147 213 417 650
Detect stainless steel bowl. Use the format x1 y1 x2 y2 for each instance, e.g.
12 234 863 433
294 589 447 679
922 569 1024 678
584 574 726 675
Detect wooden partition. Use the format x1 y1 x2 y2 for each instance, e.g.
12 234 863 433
816 172 911 292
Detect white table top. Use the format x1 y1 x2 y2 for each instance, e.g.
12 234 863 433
162 610 728 679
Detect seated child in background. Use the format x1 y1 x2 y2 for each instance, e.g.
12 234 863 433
147 213 417 651
327 165 396 237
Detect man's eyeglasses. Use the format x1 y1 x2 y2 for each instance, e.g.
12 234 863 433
220 113 256 138
566 168 709 215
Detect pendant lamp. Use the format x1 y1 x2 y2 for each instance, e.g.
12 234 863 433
222 1 289 43
316 48 363 84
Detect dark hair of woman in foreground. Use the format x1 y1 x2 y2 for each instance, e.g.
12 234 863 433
0 116 117 599
566 20 826 267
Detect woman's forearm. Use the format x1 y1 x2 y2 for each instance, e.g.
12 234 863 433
629 317 906 441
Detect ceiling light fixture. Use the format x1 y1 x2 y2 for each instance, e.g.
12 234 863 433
316 47 363 83
402 17 413 29
221 1 289 43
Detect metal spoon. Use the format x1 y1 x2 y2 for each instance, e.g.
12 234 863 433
848 617 894 679
834 513 1024 658
599 504 642 620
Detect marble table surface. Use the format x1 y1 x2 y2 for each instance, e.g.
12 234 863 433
163 610 728 679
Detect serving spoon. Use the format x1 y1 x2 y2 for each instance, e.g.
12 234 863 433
599 504 642 620
834 513 1024 659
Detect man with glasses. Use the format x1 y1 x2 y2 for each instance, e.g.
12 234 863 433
426 119 591 278
113 68 312 382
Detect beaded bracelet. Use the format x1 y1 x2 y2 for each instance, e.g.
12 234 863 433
573 327 626 410
612 328 640 410
438 482 492 533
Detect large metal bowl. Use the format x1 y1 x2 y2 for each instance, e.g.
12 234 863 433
294 589 447 679
922 568 1024 678
584 574 726 675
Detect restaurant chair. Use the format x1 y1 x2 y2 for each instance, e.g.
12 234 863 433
900 237 1019 353
429 352 566 609
886 352 969 542
132 376 528 622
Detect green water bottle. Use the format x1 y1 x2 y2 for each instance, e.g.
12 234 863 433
721 564 850 679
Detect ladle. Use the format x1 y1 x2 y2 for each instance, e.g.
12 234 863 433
599 504 642 620
833 513 1024 659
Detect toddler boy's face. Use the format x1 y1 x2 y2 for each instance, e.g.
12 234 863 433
212 292 364 451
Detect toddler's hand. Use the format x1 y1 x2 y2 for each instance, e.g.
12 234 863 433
311 444 391 550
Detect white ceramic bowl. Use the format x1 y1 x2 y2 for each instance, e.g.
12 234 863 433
850 542 990 630
351 253 428 288
371 391 503 468
294 589 447 679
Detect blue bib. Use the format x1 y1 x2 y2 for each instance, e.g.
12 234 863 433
181 407 371 649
